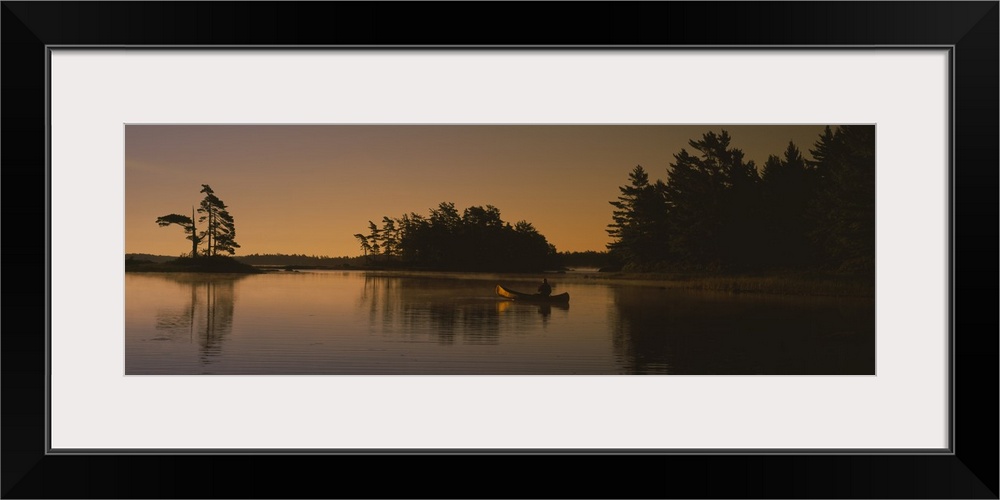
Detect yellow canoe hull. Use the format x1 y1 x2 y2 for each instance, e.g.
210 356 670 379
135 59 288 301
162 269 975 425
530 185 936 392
496 284 570 303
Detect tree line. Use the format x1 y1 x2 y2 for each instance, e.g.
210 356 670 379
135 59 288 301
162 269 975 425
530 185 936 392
606 126 875 273
153 126 873 276
354 202 558 272
236 253 362 267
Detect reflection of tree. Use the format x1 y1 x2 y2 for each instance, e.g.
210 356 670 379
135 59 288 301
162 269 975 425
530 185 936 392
609 287 875 375
359 274 503 345
154 275 242 364
608 289 673 374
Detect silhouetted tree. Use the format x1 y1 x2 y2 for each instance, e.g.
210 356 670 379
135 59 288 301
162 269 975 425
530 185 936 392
663 131 761 270
606 165 669 270
455 205 505 268
463 205 504 228
427 202 462 266
359 203 556 272
760 141 817 269
155 208 201 257
806 125 876 271
558 250 613 269
808 125 838 172
366 221 381 258
429 202 462 230
396 213 429 264
510 220 556 272
197 185 240 256
380 216 399 261
603 127 873 275
353 233 373 263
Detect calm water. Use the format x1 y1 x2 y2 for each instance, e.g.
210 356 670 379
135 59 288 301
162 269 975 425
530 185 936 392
124 270 875 375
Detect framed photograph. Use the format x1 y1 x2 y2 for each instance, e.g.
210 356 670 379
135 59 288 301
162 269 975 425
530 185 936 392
4 2 996 498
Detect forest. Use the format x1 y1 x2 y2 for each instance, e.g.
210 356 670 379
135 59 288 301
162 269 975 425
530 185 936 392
605 126 875 274
354 203 558 272
354 126 874 276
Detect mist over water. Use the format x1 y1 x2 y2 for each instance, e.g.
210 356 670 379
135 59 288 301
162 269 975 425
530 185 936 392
125 271 874 375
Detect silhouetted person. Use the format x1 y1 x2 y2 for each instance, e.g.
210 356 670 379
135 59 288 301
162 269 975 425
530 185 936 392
537 278 552 297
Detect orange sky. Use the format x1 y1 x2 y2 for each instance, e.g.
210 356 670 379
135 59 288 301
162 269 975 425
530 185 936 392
125 125 830 257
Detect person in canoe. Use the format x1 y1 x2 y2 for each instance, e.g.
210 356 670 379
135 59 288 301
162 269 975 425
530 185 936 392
537 278 552 297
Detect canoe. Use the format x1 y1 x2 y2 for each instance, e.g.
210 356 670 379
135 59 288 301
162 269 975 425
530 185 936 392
496 284 570 303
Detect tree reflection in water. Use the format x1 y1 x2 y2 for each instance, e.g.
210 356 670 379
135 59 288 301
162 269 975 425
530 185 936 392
609 286 875 375
494 299 568 327
154 274 244 364
129 272 873 375
359 274 565 345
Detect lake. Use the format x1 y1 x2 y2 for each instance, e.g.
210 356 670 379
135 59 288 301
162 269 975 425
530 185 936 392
124 270 875 375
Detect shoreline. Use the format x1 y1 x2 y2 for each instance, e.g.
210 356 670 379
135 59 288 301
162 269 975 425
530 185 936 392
125 258 873 297
124 256 263 274
567 270 874 297
286 267 875 298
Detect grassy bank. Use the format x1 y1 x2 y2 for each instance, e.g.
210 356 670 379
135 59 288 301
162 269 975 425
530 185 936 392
572 271 875 297
309 267 873 298
125 255 264 274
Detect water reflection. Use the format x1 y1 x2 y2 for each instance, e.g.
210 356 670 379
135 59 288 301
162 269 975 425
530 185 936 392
358 274 570 344
495 299 568 326
153 274 244 364
359 274 507 344
609 287 876 374
126 271 873 375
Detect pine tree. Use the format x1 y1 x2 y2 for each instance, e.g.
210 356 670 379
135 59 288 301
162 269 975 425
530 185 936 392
760 141 817 269
606 165 669 269
360 203 555 272
155 209 200 257
366 221 381 258
806 125 876 271
353 233 372 263
197 185 240 256
662 130 760 271
380 216 399 261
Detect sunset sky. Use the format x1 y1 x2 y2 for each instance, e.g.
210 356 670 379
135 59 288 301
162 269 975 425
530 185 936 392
125 125 830 257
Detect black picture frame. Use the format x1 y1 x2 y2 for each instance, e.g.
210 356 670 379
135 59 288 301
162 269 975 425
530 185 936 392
3 2 996 498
